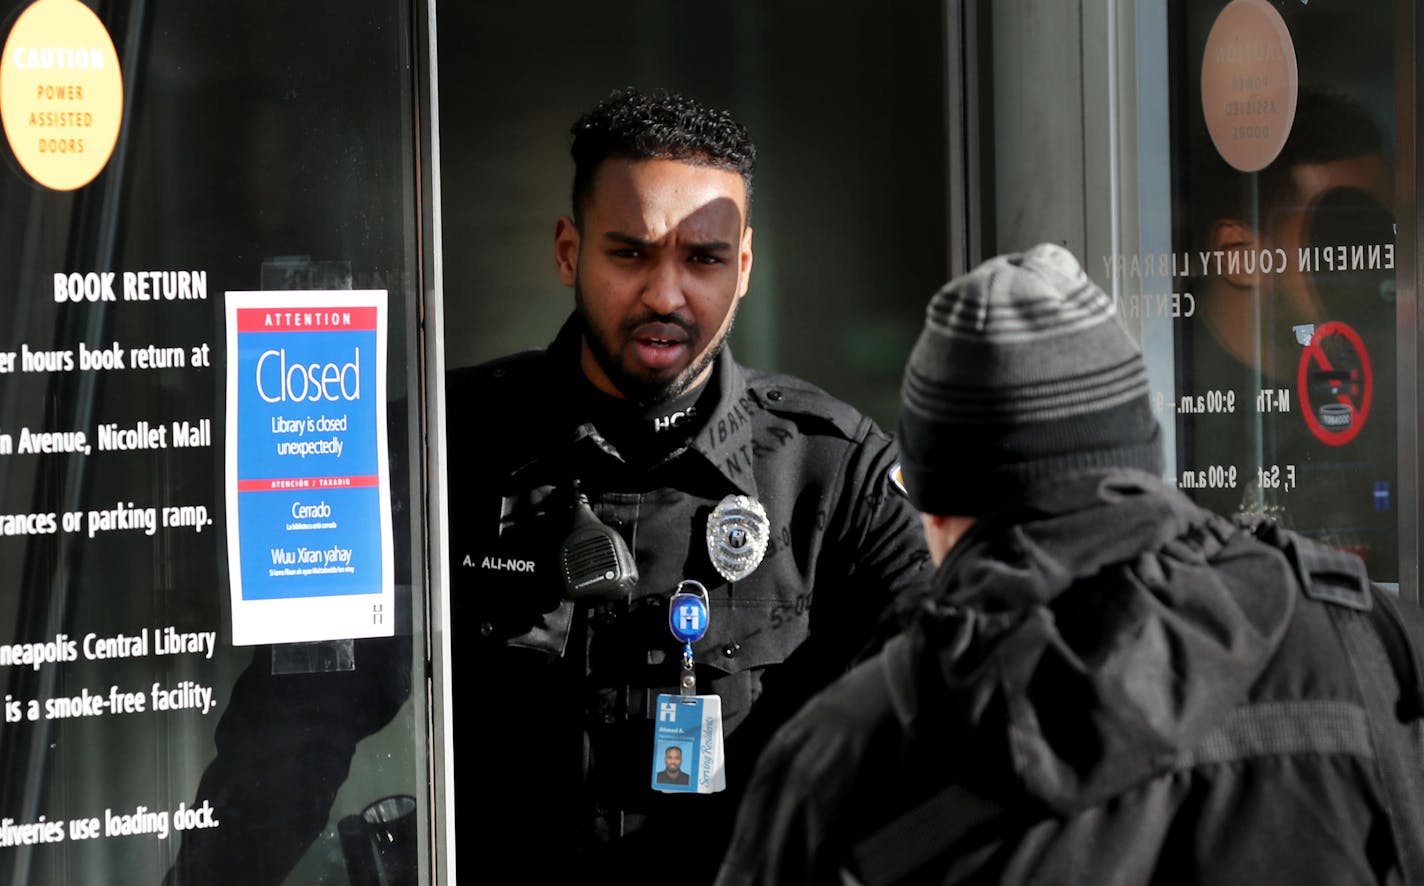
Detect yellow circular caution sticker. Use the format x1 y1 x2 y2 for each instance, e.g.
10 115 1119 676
0 0 123 191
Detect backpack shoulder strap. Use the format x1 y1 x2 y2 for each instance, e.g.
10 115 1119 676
847 633 1013 885
848 782 1004 886
1270 526 1424 883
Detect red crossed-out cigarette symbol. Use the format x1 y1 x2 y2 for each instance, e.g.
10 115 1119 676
1297 320 1372 447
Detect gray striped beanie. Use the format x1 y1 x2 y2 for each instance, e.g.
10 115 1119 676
898 243 1163 516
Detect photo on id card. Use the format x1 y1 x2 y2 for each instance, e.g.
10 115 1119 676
651 693 724 794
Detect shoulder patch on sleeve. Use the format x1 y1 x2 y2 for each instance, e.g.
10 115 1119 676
888 463 909 498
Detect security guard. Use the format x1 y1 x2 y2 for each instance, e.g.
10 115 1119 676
448 89 928 880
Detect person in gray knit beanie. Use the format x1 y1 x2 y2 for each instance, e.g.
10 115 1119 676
897 242 1163 517
718 244 1424 886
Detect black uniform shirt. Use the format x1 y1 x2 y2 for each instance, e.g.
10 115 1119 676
447 317 929 877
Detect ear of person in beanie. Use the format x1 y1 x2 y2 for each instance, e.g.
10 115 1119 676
897 243 1164 516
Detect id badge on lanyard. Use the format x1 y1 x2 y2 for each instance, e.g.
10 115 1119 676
652 580 725 793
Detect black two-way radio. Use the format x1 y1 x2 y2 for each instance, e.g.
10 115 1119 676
560 487 638 601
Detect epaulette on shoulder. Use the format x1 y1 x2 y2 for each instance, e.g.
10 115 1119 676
1239 514 1424 717
1281 531 1372 612
743 369 868 441
1238 516 1371 612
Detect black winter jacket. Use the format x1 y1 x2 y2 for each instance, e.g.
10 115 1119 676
718 469 1424 885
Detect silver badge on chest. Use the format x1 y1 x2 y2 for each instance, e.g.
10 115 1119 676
706 494 769 583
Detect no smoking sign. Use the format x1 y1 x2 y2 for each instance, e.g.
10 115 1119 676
1297 320 1373 447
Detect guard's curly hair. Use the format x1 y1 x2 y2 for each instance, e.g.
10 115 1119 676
569 87 756 225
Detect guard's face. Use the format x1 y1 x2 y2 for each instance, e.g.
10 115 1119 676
555 157 754 404
664 748 682 774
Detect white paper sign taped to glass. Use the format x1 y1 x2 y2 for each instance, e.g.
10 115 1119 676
224 290 394 645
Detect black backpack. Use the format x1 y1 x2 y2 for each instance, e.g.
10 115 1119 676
849 522 1424 885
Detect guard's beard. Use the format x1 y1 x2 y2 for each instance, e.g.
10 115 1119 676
575 284 738 406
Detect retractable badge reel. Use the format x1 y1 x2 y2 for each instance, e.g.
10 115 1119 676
652 580 725 794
